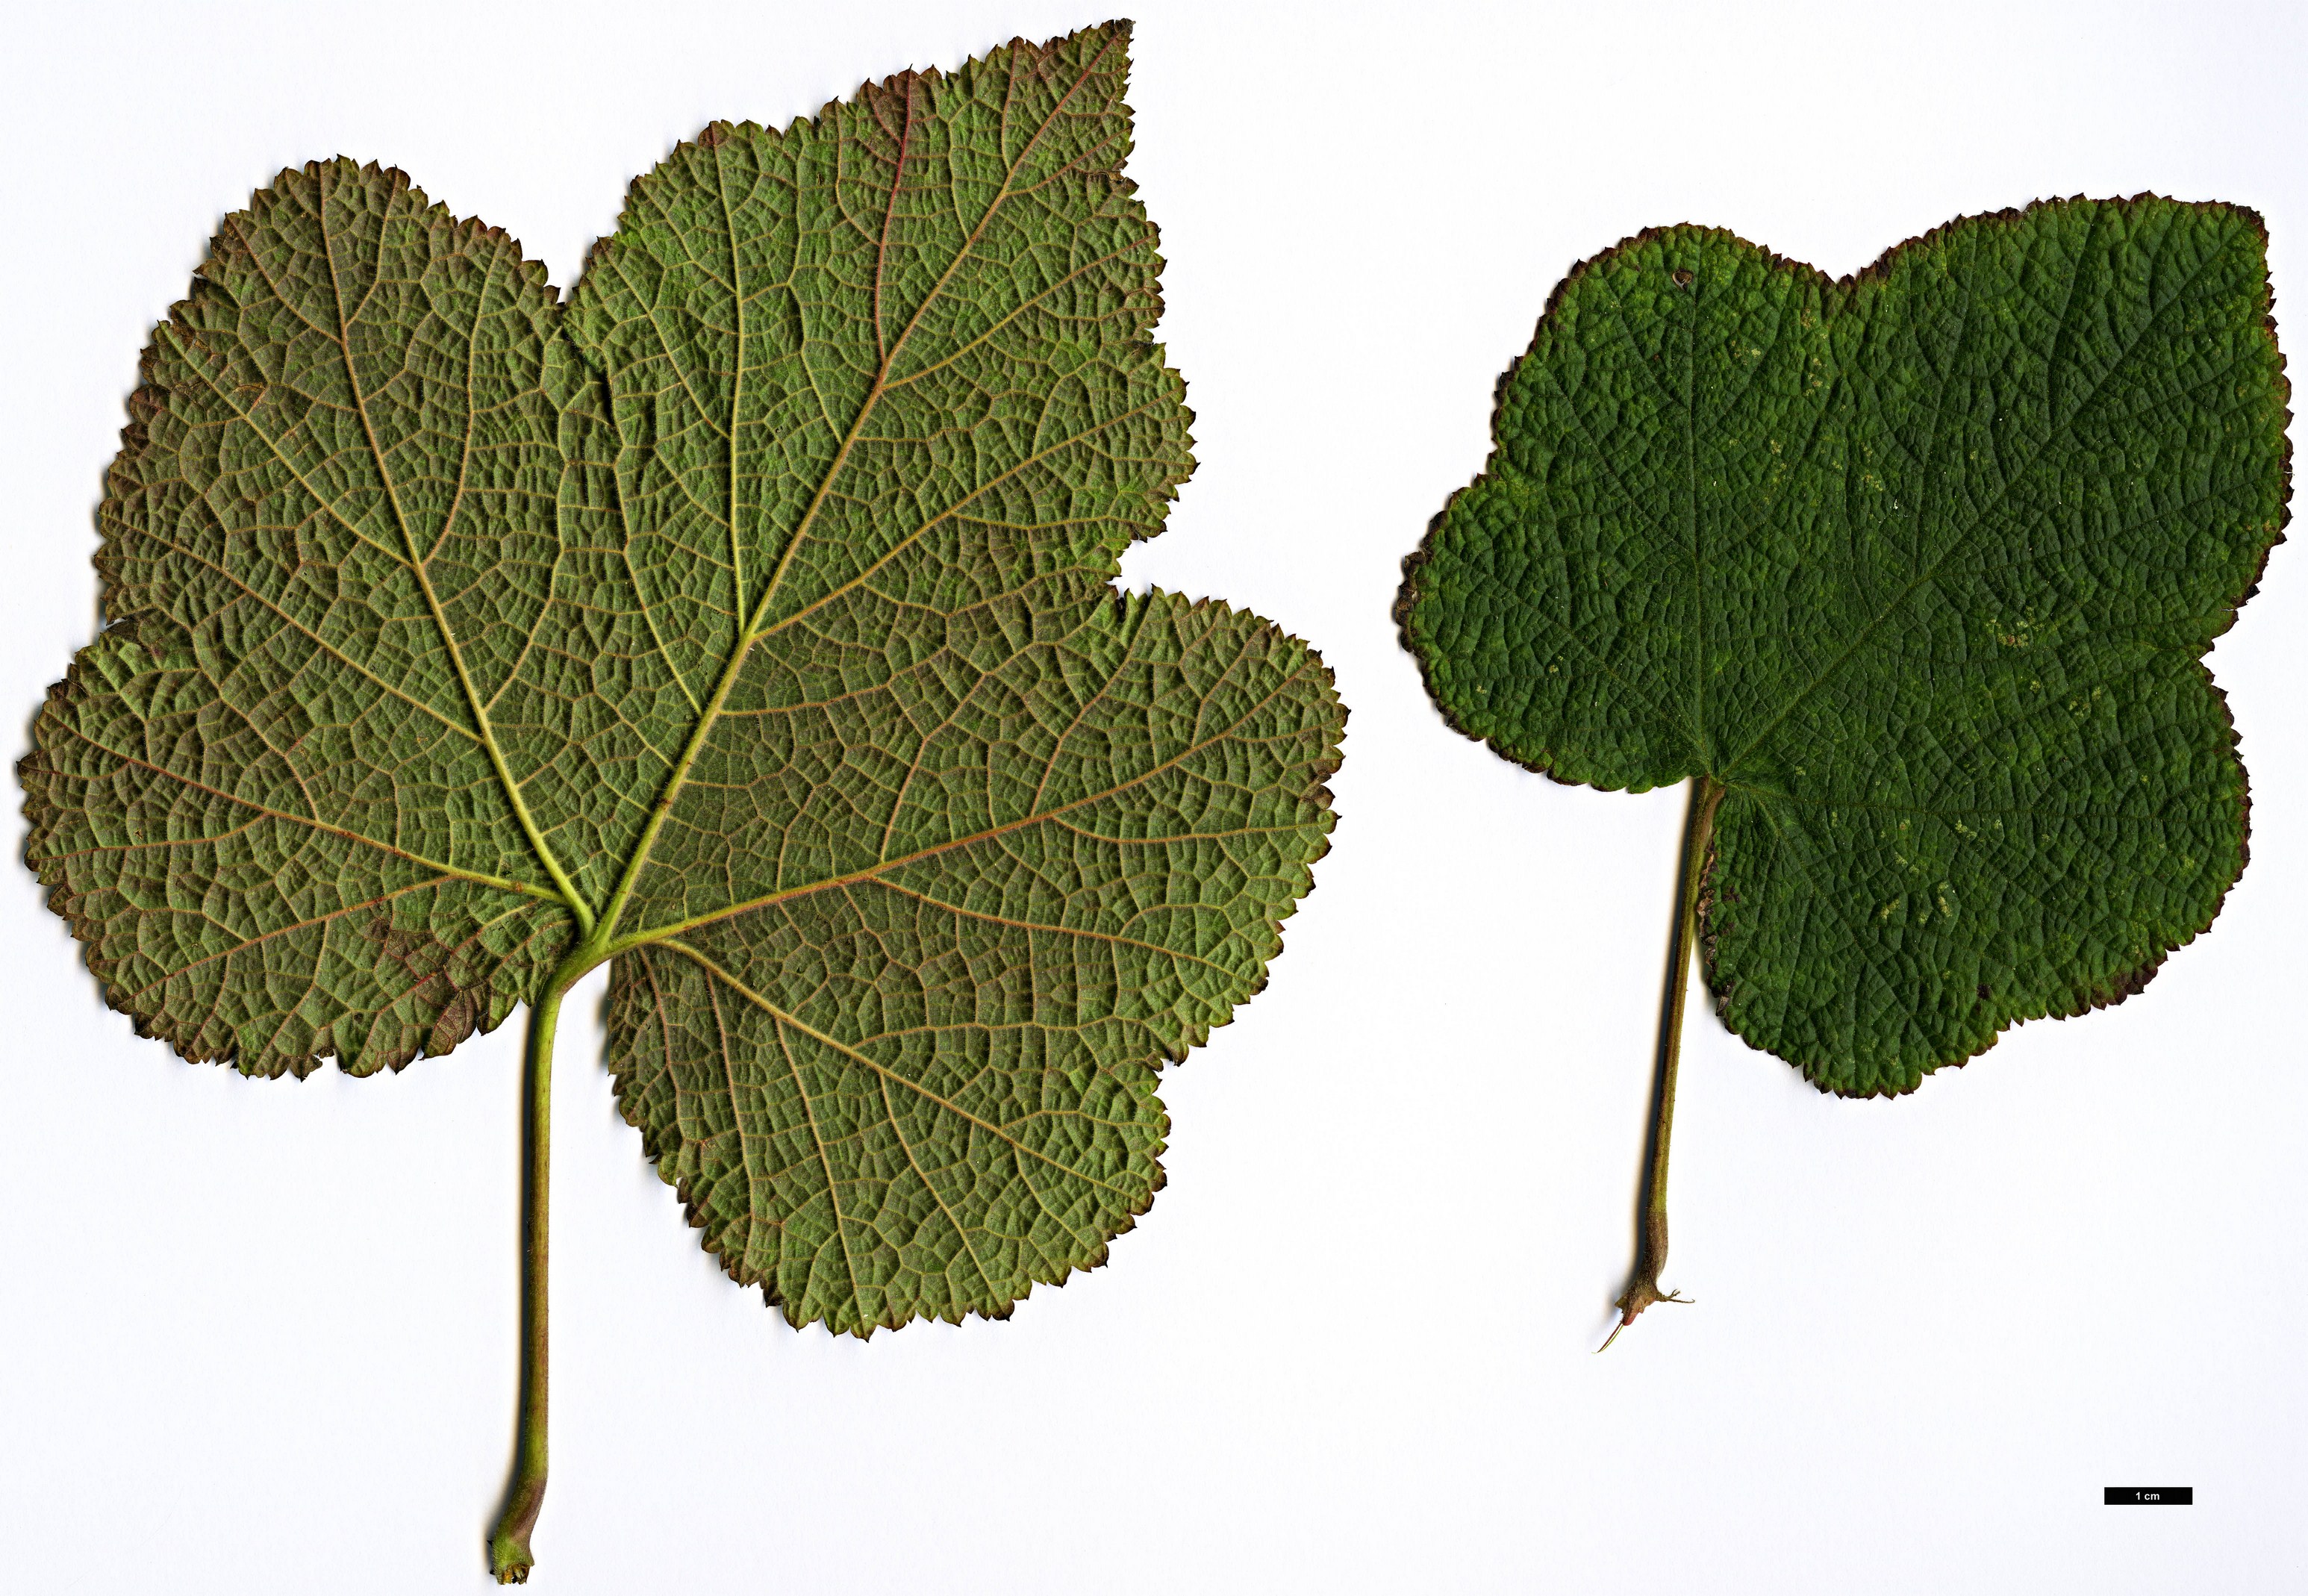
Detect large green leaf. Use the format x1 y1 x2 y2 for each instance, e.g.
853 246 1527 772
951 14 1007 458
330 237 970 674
22 20 1344 1350
1399 199 2286 1096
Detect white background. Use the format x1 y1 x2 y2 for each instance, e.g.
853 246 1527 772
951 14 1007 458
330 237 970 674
2 1 2302 1590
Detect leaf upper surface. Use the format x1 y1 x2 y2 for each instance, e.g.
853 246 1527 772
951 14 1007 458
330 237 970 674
22 22 1345 1331
1399 199 2286 1094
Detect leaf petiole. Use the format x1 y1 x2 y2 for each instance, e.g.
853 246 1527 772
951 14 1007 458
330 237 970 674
487 962 578 1582
1599 775 1721 1352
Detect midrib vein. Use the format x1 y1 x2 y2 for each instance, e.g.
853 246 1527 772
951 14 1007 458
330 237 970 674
61 731 559 903
709 132 750 641
664 936 1140 1198
315 168 596 932
588 37 1124 949
604 656 1313 956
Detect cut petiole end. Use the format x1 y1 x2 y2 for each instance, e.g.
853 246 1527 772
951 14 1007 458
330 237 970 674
487 1536 534 1585
1596 1273 1693 1352
487 1483 543 1584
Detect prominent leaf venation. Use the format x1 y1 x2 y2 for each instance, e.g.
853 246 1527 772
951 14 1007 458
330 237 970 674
660 935 1146 1200
148 532 487 741
602 643 1320 957
584 35 1132 956
316 190 590 927
27 25 1343 1341
757 31 1122 626
151 185 593 929
46 728 558 901
147 324 417 574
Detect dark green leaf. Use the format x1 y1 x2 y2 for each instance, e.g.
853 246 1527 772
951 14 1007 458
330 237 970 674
1399 199 2286 1095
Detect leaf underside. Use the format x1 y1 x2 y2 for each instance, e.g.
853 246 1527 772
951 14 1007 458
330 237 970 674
22 22 1346 1335
1399 198 2287 1096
